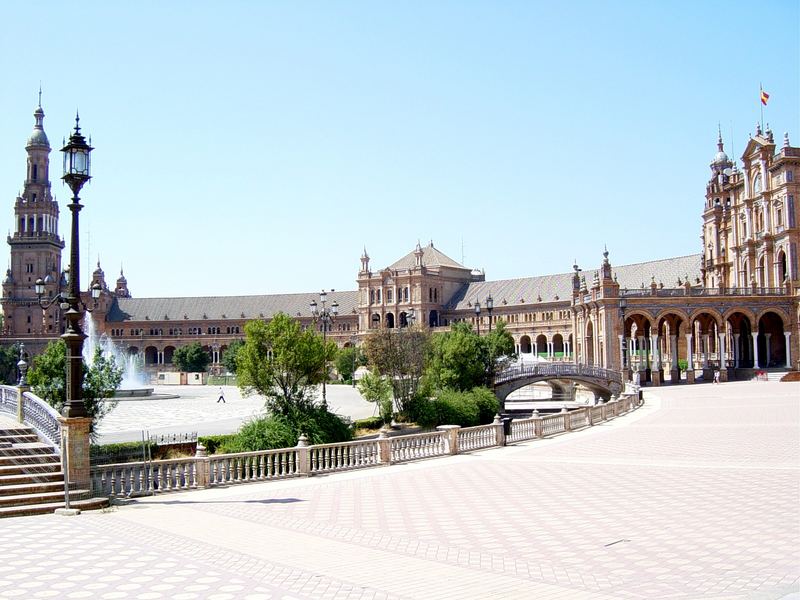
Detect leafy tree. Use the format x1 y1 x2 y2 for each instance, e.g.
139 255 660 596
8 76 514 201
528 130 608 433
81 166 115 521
362 326 429 418
356 370 393 422
0 343 20 385
335 346 364 382
27 340 123 439
425 322 487 392
221 339 244 374
237 313 336 416
484 320 516 381
424 320 516 392
173 342 211 372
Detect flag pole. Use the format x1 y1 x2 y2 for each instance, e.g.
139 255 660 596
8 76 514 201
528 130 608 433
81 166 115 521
760 83 764 132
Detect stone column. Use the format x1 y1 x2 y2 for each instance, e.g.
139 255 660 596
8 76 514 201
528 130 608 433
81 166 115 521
377 428 392 465
733 333 740 368
436 425 460 455
195 443 211 488
752 334 759 369
57 416 92 491
669 335 680 383
765 333 772 367
784 332 792 368
685 334 695 383
493 414 505 447
618 334 625 371
702 334 710 368
295 434 310 475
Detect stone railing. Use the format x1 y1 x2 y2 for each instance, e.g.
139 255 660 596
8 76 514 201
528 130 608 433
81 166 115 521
0 385 61 450
90 392 643 499
494 362 622 387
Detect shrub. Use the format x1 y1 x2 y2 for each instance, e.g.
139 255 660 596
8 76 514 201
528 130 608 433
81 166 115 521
470 387 500 423
222 406 354 453
414 387 499 428
198 434 239 454
353 416 384 430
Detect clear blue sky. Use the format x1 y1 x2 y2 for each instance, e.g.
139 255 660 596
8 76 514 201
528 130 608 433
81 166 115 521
1 1 797 298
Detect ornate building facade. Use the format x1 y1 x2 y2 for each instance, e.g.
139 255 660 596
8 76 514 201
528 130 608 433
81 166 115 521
3 103 799 382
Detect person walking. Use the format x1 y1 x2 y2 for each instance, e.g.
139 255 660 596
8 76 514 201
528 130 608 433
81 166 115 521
217 387 226 403
713 369 720 384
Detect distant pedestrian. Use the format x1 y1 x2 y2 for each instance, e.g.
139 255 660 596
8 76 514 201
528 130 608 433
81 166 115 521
217 387 226 403
713 369 720 384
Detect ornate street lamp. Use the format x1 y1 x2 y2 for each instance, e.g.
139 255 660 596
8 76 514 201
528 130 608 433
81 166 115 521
310 290 338 408
486 294 494 334
474 300 481 335
59 113 93 418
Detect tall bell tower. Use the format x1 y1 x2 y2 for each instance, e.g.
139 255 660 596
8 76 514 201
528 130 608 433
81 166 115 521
2 97 65 336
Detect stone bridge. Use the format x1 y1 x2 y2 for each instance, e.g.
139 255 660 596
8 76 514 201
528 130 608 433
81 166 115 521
493 363 624 405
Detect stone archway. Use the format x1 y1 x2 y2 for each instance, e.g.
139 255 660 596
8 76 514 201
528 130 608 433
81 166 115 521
519 335 532 354
727 311 755 369
535 334 547 358
585 320 595 366
757 311 786 368
552 334 564 360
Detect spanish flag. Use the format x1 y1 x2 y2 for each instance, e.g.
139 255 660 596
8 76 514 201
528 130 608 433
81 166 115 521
761 89 770 106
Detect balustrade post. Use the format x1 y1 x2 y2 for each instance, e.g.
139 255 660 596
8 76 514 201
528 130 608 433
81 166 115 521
493 414 505 447
533 416 543 438
195 442 210 488
295 434 311 475
16 385 28 423
436 425 460 455
562 406 571 431
377 427 393 465
57 416 92 491
585 406 593 426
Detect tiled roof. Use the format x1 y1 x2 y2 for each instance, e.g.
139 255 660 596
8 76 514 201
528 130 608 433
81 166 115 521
107 290 359 323
388 243 468 271
447 254 702 310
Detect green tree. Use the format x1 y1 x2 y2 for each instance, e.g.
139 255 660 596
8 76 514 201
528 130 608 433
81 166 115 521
356 370 393 422
362 326 429 419
484 320 516 381
27 340 123 439
424 320 516 392
0 343 20 385
335 346 364 383
221 339 244 374
237 313 335 416
425 322 487 392
173 342 211 372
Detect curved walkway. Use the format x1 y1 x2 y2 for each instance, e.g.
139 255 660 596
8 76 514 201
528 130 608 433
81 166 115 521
1 381 798 599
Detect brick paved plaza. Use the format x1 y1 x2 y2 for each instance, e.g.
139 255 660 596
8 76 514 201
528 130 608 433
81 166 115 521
1 381 798 600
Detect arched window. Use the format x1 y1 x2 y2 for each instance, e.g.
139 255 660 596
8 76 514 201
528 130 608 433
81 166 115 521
32 164 38 181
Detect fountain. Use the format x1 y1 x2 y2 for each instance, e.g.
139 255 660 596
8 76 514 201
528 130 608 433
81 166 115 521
83 314 154 397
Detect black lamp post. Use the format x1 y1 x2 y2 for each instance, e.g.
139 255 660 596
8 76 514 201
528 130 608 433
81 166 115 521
474 300 481 335
310 290 338 408
486 294 494 334
35 115 94 418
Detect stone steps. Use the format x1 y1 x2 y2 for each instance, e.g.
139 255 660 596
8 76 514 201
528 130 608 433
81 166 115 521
0 422 108 518
0 495 108 518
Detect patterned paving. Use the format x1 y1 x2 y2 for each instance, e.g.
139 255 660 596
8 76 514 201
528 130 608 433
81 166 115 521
1 381 798 599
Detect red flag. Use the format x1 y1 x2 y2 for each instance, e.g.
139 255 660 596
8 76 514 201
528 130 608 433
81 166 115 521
761 90 770 106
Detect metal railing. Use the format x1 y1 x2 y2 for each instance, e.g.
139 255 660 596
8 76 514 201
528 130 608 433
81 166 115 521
494 363 622 386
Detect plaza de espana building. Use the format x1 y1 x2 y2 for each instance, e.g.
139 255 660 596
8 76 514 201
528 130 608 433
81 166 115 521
3 103 799 384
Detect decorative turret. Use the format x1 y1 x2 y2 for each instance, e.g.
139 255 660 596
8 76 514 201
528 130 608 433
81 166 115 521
360 247 370 273
115 267 130 298
92 259 107 291
572 261 581 293
710 126 732 179
414 241 424 267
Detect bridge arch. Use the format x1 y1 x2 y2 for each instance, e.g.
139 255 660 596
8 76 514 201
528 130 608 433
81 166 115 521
493 363 623 404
